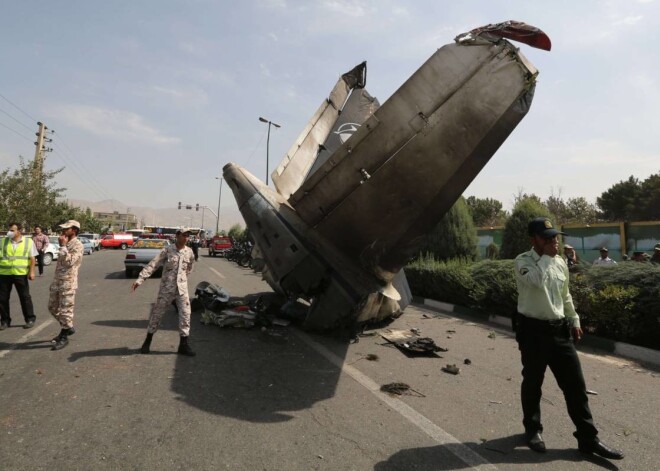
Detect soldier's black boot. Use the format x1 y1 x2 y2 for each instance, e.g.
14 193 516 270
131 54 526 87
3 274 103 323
52 327 75 343
51 330 69 351
140 333 153 354
177 336 196 357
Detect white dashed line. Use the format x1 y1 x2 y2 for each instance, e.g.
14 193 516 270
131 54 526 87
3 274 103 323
207 266 226 279
0 319 54 358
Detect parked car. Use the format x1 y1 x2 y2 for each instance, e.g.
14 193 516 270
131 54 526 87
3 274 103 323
208 236 233 257
124 238 170 278
78 237 94 255
100 233 134 250
79 233 101 251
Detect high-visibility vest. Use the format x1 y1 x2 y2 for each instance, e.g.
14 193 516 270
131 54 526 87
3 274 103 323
0 237 33 276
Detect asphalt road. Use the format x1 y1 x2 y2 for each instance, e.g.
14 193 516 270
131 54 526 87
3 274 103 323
1 249 658 471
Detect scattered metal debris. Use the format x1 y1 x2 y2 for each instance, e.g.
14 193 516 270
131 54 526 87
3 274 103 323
489 400 503 404
446 329 456 334
366 353 379 361
380 382 425 397
442 364 460 375
586 389 599 395
487 331 496 339
380 329 448 356
464 358 472 365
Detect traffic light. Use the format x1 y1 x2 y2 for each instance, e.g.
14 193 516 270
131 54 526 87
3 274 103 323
196 203 199 211
178 202 182 210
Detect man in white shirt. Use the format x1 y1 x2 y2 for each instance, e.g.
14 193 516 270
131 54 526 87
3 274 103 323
592 247 617 266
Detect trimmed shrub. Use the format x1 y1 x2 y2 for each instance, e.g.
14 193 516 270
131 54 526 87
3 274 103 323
470 259 517 317
571 263 660 349
406 255 477 308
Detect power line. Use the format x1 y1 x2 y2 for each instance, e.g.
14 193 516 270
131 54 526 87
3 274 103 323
0 120 33 143
0 92 38 123
0 106 34 133
242 126 268 167
52 133 115 201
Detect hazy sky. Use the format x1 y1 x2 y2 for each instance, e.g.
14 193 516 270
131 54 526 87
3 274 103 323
1 0 658 226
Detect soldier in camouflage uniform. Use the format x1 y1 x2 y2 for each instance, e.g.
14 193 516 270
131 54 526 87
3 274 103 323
132 228 196 356
49 220 84 351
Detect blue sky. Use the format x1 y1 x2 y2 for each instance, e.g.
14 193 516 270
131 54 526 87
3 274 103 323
1 0 658 223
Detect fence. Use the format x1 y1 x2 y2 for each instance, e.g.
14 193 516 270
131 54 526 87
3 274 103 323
477 221 660 262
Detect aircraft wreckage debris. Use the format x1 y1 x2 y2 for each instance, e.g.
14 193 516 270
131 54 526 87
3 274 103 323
223 20 550 333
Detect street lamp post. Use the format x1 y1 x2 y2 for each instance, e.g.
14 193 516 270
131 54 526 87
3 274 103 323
259 116 281 185
215 176 223 235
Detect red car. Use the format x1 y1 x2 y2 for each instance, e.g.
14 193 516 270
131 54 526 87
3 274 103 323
100 233 135 250
208 236 233 257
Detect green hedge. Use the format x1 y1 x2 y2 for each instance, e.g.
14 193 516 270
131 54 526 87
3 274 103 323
406 257 660 350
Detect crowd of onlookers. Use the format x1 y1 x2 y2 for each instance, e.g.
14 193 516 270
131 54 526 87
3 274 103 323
563 243 660 271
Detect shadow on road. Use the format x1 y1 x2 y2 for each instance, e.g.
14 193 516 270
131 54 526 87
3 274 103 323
104 271 127 280
167 311 348 424
1 340 54 351
373 435 621 470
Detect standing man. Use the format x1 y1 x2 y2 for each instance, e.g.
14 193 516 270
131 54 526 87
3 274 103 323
650 244 660 265
592 247 617 266
132 228 196 356
0 222 38 330
49 220 84 350
514 217 623 459
32 225 50 277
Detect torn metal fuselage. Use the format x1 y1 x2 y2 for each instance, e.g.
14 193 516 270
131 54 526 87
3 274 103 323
225 22 547 331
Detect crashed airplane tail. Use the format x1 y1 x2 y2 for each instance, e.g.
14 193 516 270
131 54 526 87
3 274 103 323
226 21 549 330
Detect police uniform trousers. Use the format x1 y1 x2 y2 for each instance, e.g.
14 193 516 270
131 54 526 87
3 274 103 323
0 274 36 325
516 314 599 444
147 286 191 336
48 289 76 329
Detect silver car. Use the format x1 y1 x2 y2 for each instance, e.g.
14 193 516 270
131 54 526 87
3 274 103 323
124 238 171 278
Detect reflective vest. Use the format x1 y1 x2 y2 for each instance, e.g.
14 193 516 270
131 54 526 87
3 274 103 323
0 237 33 276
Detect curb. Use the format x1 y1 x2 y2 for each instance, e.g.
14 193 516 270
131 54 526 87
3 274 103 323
418 297 660 368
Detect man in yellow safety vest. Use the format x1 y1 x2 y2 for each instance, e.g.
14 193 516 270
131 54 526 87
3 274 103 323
0 222 38 330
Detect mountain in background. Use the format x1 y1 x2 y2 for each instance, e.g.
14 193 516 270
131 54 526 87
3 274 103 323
64 198 245 232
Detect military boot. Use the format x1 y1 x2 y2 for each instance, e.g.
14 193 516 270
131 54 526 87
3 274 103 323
177 336 196 357
140 333 154 354
51 327 75 343
51 330 69 351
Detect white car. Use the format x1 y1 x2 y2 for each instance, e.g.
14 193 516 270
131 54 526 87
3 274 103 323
79 232 101 251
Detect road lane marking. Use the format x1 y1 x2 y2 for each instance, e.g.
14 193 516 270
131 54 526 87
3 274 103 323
207 266 226 279
295 330 497 471
0 319 54 358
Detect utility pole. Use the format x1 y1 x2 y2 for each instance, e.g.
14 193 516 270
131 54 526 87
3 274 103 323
33 122 52 180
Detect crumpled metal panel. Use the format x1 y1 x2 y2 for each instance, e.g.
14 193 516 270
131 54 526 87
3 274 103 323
272 63 367 200
289 40 537 281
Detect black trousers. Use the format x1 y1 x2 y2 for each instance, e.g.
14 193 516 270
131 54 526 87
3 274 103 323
0 275 36 325
36 250 45 275
516 314 598 444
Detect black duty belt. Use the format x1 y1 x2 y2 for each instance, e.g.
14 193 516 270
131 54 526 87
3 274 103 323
517 313 568 328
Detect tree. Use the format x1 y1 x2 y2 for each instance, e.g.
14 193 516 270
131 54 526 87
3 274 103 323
0 156 66 230
465 196 507 226
637 172 660 220
596 176 641 221
227 223 244 240
500 196 552 259
564 197 598 224
421 197 478 261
